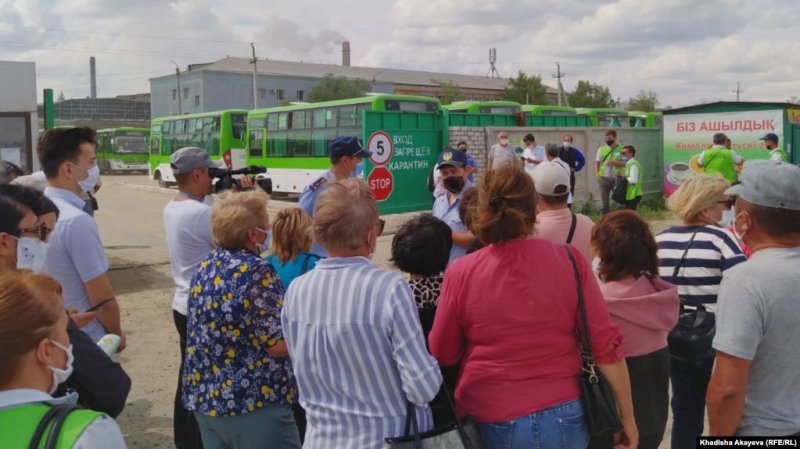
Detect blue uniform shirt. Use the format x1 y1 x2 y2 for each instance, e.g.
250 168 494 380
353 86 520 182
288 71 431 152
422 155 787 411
298 169 335 258
432 181 474 264
465 154 477 183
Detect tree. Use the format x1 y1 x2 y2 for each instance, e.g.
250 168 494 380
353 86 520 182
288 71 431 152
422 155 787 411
307 74 372 102
787 96 800 105
440 81 464 105
567 80 616 108
500 71 548 105
57 91 66 102
628 89 660 112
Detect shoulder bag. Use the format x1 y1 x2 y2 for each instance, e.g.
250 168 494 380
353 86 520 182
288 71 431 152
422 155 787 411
611 176 628 204
385 384 483 449
564 246 623 437
666 229 717 364
566 212 577 244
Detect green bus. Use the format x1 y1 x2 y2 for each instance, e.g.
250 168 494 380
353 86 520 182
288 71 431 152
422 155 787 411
96 128 150 173
149 109 248 187
645 111 663 128
442 100 521 114
246 94 440 193
576 107 630 127
522 105 591 127
628 111 663 128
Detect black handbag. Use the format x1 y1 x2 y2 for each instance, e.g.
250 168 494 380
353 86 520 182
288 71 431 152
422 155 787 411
385 385 483 449
666 230 717 364
611 176 628 204
564 246 623 437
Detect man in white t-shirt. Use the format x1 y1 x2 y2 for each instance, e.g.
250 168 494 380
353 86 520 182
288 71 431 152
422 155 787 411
521 133 546 173
162 146 215 449
544 143 573 207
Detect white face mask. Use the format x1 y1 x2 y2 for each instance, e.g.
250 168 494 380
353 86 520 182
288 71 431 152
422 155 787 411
732 211 747 243
591 256 602 276
499 138 509 146
13 236 48 272
718 208 734 229
71 163 100 192
48 339 74 395
563 141 572 148
255 228 271 254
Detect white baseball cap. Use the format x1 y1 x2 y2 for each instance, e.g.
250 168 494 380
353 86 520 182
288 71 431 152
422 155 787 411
530 161 570 196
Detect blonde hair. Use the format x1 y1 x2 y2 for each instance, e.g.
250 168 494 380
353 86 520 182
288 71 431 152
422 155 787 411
313 179 378 252
667 175 730 223
211 190 269 250
0 271 63 383
270 207 313 264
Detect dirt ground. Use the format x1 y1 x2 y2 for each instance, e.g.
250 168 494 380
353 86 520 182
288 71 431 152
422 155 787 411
93 175 682 448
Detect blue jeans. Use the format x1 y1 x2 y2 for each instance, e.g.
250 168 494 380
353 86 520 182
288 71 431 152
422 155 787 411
478 398 589 449
670 356 714 449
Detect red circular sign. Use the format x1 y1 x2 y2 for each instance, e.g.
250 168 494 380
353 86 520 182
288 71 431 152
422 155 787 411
367 166 394 201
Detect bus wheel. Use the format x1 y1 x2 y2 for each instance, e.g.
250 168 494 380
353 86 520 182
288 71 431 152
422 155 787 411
155 172 168 188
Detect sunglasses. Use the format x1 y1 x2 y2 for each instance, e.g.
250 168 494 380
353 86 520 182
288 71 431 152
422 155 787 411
376 219 386 235
17 224 51 241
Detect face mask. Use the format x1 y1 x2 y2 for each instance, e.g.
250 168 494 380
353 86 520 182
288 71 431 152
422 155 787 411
622 155 630 162
353 162 364 178
255 228 271 254
48 340 74 395
591 256 602 276
13 236 48 272
443 176 465 194
605 139 615 146
732 212 747 243
718 209 734 229
500 138 509 146
71 163 100 192
563 141 572 148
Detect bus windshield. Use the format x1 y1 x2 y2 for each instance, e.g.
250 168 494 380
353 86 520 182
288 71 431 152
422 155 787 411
479 106 520 114
385 100 438 113
114 132 149 154
231 114 247 140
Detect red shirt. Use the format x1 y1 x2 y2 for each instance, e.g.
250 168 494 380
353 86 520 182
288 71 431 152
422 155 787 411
429 239 623 422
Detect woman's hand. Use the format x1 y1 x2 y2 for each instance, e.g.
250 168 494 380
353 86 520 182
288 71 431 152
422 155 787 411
614 415 639 449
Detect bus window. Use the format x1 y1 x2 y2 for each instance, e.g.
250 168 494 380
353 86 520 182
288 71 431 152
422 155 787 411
355 105 370 125
268 132 287 157
340 106 357 127
231 114 246 140
249 130 263 157
278 113 289 131
312 109 327 128
290 130 311 157
325 108 338 128
292 111 310 129
151 135 160 155
311 130 330 156
267 113 278 131
389 101 437 113
479 106 519 114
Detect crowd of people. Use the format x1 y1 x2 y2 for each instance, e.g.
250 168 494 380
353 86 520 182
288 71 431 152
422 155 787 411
1 126 799 449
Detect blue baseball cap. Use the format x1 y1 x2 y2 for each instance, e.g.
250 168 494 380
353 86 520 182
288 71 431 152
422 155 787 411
437 148 468 168
759 132 779 143
328 136 372 159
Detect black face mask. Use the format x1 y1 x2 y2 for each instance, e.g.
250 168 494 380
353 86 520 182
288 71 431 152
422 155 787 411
443 176 465 194
605 139 615 146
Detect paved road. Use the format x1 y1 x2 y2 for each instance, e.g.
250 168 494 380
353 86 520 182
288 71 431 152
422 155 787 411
96 174 681 448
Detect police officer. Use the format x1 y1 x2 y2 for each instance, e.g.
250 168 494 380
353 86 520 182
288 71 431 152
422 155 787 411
761 132 788 162
298 136 373 257
432 148 475 265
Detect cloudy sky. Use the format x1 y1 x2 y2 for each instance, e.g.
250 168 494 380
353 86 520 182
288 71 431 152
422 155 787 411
2 0 798 108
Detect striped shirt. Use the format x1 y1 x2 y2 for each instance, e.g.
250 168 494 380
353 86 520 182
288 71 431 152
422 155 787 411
656 225 746 308
281 256 442 449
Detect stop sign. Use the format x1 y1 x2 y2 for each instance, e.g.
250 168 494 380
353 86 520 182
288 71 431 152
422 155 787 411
367 166 394 201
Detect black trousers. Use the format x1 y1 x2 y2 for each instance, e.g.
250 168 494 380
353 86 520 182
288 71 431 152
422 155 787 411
625 196 642 211
173 311 204 449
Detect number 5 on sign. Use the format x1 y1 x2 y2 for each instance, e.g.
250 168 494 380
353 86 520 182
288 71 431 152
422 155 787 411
367 131 393 166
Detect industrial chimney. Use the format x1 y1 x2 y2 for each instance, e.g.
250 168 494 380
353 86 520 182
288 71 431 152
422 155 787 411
89 56 97 98
342 41 351 67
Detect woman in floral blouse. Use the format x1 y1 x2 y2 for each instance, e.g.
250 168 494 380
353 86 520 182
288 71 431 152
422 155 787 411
182 190 300 449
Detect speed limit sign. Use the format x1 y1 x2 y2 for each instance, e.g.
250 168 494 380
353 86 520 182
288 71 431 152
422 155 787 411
367 131 393 166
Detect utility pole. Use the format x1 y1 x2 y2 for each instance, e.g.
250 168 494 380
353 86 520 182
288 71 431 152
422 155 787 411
169 59 182 115
250 43 258 108
487 48 500 78
552 61 568 106
732 81 744 102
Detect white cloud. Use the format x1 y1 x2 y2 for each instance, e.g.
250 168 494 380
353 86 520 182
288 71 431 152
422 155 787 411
0 0 797 106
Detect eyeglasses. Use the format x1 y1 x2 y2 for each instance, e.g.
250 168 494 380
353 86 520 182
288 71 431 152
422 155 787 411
716 198 735 209
376 219 386 235
17 224 51 241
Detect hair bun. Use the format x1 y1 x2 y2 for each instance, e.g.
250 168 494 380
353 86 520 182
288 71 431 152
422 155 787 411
489 196 506 212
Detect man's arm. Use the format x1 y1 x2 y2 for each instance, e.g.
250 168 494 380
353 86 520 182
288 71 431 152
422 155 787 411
85 273 125 351
452 230 475 248
627 163 639 185
707 352 752 436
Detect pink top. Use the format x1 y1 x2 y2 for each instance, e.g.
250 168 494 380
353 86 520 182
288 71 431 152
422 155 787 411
599 276 679 357
534 209 594 261
429 239 623 422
